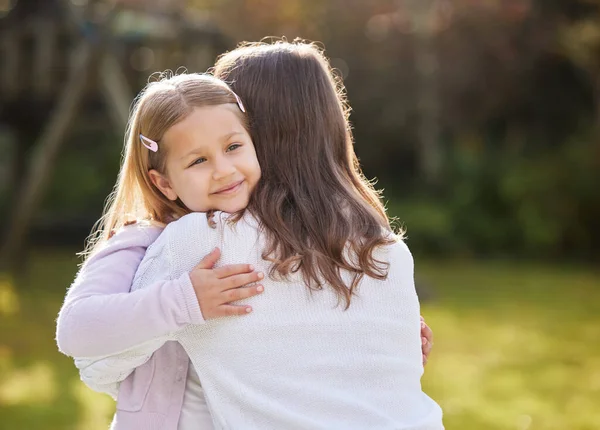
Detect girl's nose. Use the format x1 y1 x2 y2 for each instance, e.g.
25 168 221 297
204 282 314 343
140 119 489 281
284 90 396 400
212 156 236 180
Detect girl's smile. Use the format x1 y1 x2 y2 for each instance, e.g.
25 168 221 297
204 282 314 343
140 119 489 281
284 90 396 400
212 179 245 195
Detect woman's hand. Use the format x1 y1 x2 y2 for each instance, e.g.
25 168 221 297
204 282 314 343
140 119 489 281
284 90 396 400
420 316 433 366
190 248 265 319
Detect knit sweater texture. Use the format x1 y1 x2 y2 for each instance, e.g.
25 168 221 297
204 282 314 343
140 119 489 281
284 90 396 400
78 211 444 430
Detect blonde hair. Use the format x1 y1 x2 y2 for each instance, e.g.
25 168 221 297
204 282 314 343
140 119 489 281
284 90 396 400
82 73 247 261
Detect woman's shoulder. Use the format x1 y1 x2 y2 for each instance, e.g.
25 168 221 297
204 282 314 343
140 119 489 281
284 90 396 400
164 211 257 233
157 212 255 268
160 212 223 253
162 212 215 236
379 233 414 266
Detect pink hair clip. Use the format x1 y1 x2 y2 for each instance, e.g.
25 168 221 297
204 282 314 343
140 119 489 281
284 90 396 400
233 92 246 113
140 134 158 152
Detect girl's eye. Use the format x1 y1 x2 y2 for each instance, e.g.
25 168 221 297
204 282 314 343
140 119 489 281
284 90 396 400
190 157 207 167
226 143 242 152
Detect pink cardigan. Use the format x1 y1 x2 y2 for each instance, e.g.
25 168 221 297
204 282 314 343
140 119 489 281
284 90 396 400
56 223 201 430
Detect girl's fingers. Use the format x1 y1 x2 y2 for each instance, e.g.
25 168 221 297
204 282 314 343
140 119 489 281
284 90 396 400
420 320 433 341
223 285 264 303
422 336 433 356
194 248 221 270
222 271 264 290
218 304 254 317
213 264 255 279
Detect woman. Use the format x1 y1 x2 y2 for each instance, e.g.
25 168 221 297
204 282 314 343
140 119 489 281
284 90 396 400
75 41 443 429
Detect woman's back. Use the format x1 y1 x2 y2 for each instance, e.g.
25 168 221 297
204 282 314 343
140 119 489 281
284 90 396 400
133 212 443 429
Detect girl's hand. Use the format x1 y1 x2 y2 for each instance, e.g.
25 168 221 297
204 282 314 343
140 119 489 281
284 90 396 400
420 316 433 366
190 248 265 319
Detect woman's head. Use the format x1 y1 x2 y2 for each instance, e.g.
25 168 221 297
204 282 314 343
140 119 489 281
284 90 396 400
85 73 260 257
213 41 396 308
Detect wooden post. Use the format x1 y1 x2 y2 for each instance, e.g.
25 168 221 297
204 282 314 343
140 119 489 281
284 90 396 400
100 53 134 134
0 40 96 269
596 74 600 134
404 0 442 186
0 26 20 100
33 17 56 97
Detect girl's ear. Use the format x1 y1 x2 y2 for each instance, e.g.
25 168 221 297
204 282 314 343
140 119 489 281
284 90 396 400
148 169 178 201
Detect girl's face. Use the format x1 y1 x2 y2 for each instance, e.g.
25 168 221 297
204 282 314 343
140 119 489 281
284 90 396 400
149 105 261 214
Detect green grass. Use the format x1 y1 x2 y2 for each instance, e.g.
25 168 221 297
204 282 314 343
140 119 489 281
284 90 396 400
1 250 599 429
0 250 115 430
417 260 600 430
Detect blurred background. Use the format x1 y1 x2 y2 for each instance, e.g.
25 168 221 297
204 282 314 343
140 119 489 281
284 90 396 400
0 0 599 429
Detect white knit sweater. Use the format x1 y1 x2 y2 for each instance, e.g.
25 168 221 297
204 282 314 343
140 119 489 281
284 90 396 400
83 212 443 430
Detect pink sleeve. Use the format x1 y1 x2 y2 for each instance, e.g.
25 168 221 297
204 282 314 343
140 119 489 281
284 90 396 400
56 224 204 358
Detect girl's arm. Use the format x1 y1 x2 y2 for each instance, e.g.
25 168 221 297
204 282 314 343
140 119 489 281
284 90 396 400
69 214 262 395
74 337 173 398
56 223 204 358
70 223 195 395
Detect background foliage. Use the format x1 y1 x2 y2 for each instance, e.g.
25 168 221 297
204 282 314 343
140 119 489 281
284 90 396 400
0 0 599 429
3 0 598 260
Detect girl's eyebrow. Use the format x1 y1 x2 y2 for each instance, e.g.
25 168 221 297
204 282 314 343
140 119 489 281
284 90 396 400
179 131 246 160
180 147 206 161
221 131 245 141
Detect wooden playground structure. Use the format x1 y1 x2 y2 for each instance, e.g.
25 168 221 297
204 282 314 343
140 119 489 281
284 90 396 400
0 0 229 268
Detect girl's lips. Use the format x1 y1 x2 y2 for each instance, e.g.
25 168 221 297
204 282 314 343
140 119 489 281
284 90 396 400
213 180 244 195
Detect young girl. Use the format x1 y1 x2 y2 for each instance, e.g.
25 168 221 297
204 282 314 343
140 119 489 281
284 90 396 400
57 43 435 429
56 73 267 428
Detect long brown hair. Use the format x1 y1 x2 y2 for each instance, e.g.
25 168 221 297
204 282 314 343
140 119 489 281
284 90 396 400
83 73 247 261
213 41 399 308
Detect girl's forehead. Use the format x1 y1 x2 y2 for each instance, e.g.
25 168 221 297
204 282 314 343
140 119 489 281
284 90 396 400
168 106 244 137
162 105 249 156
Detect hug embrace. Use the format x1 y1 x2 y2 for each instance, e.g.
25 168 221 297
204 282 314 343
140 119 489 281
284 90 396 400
56 40 444 429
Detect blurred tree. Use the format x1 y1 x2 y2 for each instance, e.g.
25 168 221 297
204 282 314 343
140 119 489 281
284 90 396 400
403 0 443 186
1 0 597 260
0 0 232 270
557 1 600 129
0 0 117 270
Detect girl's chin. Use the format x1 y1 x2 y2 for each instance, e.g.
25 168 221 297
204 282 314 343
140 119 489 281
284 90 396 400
215 199 249 213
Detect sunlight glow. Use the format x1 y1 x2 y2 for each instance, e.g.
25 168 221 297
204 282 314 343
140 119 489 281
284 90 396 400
0 361 57 405
72 379 115 430
0 0 15 18
0 276 19 316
